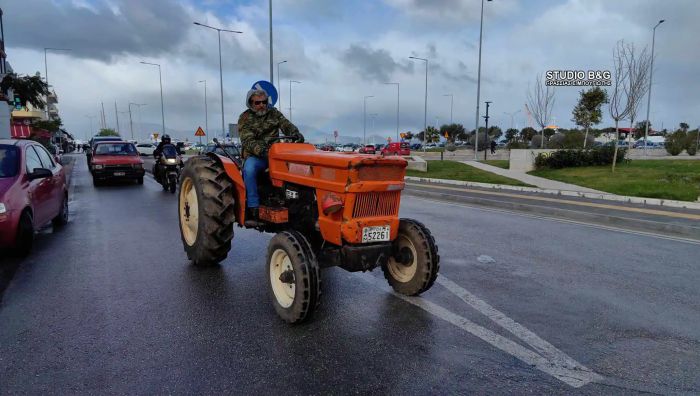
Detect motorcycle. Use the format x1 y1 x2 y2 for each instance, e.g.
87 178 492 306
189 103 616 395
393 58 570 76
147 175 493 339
154 144 182 194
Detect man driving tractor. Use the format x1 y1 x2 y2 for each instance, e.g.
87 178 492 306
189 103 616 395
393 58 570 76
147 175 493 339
238 88 304 227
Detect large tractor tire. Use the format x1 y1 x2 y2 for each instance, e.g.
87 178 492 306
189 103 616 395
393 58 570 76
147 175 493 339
382 219 440 296
267 231 321 324
178 156 235 267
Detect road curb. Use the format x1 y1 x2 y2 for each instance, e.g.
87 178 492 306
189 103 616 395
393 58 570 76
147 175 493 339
404 176 700 210
404 188 700 240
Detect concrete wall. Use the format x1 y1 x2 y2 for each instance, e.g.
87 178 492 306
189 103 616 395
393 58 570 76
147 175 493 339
509 149 558 172
406 155 427 172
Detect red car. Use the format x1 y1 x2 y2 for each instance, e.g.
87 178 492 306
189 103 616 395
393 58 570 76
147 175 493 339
0 139 68 255
91 141 145 186
358 144 376 154
381 142 410 156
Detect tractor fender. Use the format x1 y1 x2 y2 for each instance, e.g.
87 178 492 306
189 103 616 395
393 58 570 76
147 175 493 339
206 153 246 225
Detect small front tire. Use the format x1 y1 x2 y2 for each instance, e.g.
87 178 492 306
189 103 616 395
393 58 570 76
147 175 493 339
14 211 34 257
382 219 440 296
52 193 69 227
267 231 321 324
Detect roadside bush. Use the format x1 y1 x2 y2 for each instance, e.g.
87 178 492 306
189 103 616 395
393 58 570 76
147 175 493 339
548 131 593 149
506 141 528 149
685 131 698 156
534 145 627 169
445 142 456 152
664 131 686 156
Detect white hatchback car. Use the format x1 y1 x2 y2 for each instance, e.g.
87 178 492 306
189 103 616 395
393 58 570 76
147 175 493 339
135 143 156 156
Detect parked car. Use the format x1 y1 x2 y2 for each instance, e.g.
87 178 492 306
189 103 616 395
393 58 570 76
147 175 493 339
381 142 411 156
90 141 145 186
341 145 355 152
410 143 422 150
135 143 157 156
0 139 68 255
319 145 335 152
358 144 376 154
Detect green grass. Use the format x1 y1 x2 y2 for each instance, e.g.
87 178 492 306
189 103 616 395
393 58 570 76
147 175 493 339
529 160 700 201
481 160 509 169
406 160 532 186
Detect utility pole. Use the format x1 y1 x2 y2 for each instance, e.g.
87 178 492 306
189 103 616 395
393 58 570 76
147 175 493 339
114 101 120 134
269 0 274 84
100 102 106 130
483 101 491 161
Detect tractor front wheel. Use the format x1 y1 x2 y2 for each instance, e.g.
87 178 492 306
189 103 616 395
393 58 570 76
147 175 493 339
382 219 440 295
267 231 321 324
178 156 235 267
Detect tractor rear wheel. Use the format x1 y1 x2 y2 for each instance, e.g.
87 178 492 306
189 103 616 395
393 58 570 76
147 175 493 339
382 218 440 295
267 231 321 324
178 156 235 267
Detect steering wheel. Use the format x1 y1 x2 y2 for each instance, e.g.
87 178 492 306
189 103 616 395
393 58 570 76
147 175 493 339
268 135 302 143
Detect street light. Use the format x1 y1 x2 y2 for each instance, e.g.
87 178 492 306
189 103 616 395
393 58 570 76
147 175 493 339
44 47 71 119
474 0 492 159
139 61 166 137
443 94 454 124
369 113 378 141
363 95 374 145
503 110 521 130
198 80 208 139
194 22 243 140
643 19 664 156
277 60 287 110
128 103 147 141
409 56 428 151
84 115 96 141
289 80 301 122
384 82 400 141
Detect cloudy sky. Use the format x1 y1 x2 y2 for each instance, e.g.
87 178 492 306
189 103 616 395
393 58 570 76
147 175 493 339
3 0 699 142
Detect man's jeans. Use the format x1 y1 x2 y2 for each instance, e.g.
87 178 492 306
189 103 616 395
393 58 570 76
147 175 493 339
243 156 268 208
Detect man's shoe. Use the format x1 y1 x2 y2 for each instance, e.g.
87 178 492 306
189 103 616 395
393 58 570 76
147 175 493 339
244 207 262 227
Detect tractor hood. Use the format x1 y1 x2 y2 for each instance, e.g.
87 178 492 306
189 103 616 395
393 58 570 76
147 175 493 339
269 143 407 170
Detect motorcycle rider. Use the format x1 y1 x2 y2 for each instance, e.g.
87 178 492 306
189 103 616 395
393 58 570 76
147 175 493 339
239 88 304 226
153 134 176 180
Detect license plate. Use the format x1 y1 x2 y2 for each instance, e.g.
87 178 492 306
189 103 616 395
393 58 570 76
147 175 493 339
114 172 125 176
362 225 390 243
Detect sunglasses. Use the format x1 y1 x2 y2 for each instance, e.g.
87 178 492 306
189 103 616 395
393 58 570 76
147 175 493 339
253 100 268 105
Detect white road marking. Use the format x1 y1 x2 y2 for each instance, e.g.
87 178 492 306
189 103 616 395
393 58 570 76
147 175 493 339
476 255 495 264
408 196 700 246
361 275 602 388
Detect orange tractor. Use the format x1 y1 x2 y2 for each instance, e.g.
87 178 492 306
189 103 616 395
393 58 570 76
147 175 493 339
177 138 439 323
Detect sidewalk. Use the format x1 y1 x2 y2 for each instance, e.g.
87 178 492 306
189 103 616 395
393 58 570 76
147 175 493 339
460 160 604 193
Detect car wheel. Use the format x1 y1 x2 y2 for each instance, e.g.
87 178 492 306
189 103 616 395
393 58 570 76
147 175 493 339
92 177 101 187
14 211 34 257
52 193 69 227
137 177 144 185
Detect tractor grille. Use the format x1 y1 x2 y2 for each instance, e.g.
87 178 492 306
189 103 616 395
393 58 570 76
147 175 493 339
352 191 400 218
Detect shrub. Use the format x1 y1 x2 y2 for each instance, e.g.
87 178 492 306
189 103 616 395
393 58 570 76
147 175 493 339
685 131 698 156
665 131 686 156
445 142 456 152
534 145 627 169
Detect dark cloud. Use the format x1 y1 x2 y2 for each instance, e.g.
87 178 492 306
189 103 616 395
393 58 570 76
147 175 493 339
2 0 190 61
342 45 412 82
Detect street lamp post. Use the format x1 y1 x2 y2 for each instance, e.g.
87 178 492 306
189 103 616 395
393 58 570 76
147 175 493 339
474 0 492 159
139 61 166 137
84 115 96 141
289 80 301 122
384 82 400 142
443 94 453 123
277 60 287 110
43 47 71 119
643 19 664 156
483 101 491 160
409 56 428 151
363 95 374 145
129 103 146 141
194 22 243 141
369 113 378 141
198 80 208 142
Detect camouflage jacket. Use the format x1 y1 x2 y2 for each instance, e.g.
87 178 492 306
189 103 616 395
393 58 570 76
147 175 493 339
238 108 303 157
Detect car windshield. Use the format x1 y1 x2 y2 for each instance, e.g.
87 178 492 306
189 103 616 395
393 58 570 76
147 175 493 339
208 145 240 157
94 143 137 155
0 145 19 178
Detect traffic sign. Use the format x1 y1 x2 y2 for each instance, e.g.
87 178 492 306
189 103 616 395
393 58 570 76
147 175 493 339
251 81 278 107
195 126 206 137
153 133 159 140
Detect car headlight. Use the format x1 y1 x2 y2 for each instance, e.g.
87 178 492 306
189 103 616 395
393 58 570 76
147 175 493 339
0 203 6 214
93 164 103 170
133 163 143 169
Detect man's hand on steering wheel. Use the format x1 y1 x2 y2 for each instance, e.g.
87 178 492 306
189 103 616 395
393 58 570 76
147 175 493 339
268 134 304 144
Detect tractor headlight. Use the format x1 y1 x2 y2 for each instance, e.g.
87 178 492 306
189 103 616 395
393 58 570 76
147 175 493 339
93 164 103 170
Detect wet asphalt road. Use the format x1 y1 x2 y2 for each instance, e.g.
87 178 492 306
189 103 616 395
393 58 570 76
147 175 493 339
1 154 699 394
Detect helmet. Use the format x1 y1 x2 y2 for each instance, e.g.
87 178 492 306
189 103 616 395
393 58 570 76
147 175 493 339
162 134 171 144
